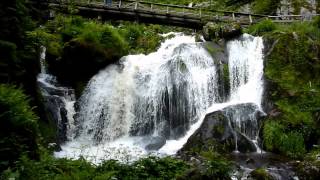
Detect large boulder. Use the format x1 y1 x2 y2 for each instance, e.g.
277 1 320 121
180 103 264 154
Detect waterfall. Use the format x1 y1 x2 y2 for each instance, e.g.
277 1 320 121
53 33 265 163
74 34 218 143
228 34 264 107
226 34 264 152
37 46 76 143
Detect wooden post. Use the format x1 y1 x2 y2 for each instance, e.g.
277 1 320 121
249 14 253 23
167 6 169 14
232 13 235 21
150 4 153 11
199 8 202 18
135 1 138 10
118 0 122 8
49 10 55 18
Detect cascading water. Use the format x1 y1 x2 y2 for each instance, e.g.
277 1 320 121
37 46 76 143
55 33 221 162
225 34 265 152
53 33 265 163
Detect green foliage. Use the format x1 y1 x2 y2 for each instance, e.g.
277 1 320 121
246 19 277 36
252 0 281 14
45 15 169 56
291 0 309 14
0 40 17 60
0 0 35 46
2 155 189 180
250 168 273 180
263 120 306 158
0 84 40 172
120 23 164 54
200 151 232 179
263 121 284 151
259 18 320 158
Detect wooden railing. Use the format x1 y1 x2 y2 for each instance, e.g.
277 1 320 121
43 0 319 25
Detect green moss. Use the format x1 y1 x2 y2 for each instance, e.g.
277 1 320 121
204 43 223 58
259 18 320 158
250 168 273 180
223 63 230 95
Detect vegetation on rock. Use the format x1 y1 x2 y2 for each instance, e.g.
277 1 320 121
246 17 320 159
1 0 320 179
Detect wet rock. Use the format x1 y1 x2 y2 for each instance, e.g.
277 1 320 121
269 109 281 117
38 77 75 144
232 153 298 180
144 136 166 151
246 158 255 164
297 160 320 179
180 103 264 154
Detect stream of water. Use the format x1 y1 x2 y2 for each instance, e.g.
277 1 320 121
38 33 265 164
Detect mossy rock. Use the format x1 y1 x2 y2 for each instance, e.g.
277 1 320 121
297 160 320 179
203 22 242 41
249 168 274 180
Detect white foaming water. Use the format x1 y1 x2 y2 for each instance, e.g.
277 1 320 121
37 46 76 142
227 34 264 153
54 33 265 163
161 34 265 154
56 33 220 162
228 34 264 108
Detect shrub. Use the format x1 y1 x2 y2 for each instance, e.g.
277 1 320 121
0 84 41 172
262 20 320 158
246 19 277 36
2 156 189 180
263 120 306 158
252 0 281 14
200 151 232 179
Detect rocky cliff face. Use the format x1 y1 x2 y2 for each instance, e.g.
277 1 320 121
277 0 318 15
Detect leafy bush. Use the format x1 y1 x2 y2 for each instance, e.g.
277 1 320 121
246 19 277 36
263 121 284 151
2 155 189 180
0 84 41 172
200 151 232 179
252 0 281 14
263 120 306 158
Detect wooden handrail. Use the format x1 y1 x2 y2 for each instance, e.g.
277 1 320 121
37 0 320 25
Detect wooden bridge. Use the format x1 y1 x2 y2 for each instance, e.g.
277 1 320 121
36 0 319 29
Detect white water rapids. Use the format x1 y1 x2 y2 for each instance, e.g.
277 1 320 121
41 33 265 163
